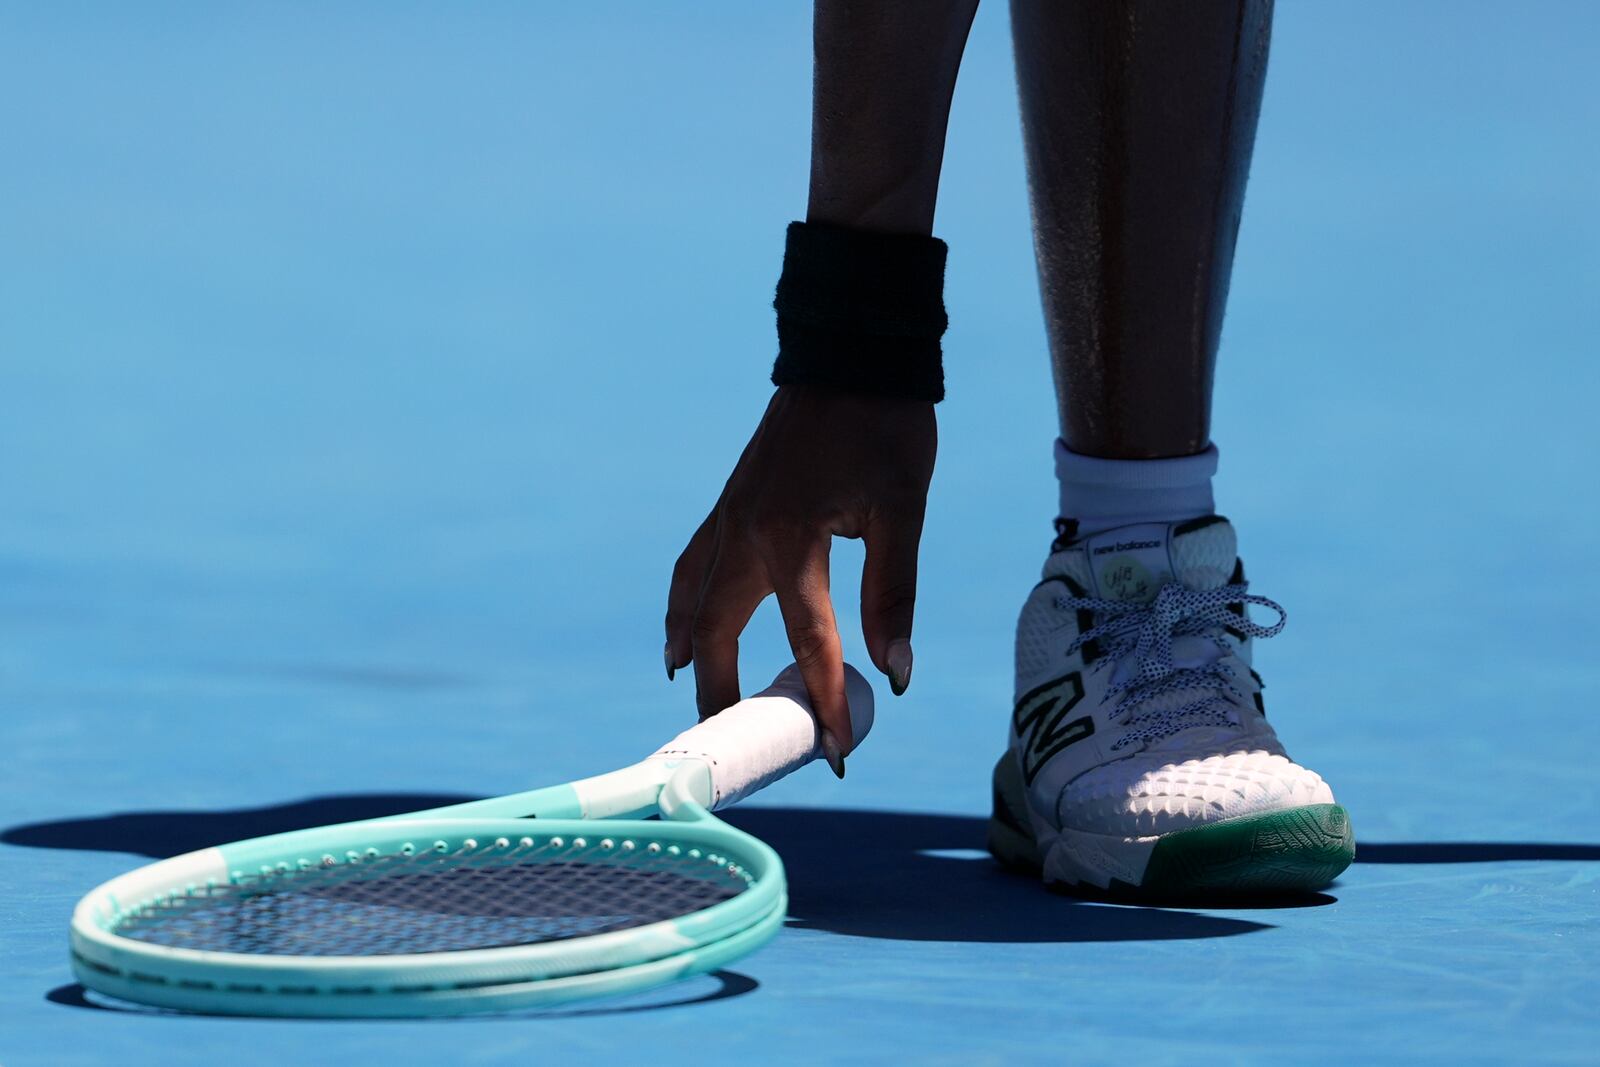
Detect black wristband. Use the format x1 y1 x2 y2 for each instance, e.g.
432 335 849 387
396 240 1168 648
770 221 948 402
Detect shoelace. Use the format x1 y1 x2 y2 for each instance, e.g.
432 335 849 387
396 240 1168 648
1053 582 1287 750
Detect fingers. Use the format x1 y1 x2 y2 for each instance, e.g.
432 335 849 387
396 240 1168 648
665 509 718 680
764 532 852 771
668 409 773 681
861 507 925 696
689 523 769 721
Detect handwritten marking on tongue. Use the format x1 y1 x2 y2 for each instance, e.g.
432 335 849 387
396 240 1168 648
1099 555 1166 602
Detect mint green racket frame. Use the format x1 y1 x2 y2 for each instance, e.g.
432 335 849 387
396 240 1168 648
70 665 873 1018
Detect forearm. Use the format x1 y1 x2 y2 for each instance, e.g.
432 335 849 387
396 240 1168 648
806 0 980 235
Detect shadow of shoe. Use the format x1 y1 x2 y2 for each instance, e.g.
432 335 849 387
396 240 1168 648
6 797 1273 945
15 797 1589 949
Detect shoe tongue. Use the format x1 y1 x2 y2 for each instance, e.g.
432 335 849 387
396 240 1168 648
1081 519 1236 602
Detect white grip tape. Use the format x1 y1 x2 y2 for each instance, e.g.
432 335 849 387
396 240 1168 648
648 663 875 810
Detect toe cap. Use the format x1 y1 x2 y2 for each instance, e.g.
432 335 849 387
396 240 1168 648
1059 749 1336 837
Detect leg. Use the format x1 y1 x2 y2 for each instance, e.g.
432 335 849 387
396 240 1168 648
994 1 1352 900
1011 0 1273 459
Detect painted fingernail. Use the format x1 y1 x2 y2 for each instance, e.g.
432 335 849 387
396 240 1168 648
886 640 913 696
819 729 846 780
664 642 675 681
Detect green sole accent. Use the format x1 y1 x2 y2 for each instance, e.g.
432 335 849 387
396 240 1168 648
1133 804 1354 898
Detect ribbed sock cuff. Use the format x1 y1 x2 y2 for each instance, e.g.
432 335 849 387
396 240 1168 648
1055 440 1219 538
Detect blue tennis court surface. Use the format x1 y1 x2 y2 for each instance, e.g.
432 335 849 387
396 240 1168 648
3 4 1596 1064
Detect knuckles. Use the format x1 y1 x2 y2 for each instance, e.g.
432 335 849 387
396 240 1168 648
865 578 919 615
782 620 837 668
689 610 734 646
750 511 819 549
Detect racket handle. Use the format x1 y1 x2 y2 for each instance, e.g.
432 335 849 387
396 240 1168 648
648 663 875 810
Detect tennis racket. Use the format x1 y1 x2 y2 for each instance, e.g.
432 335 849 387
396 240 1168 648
70 663 873 1017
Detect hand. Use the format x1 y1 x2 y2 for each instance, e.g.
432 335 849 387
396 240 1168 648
665 384 936 773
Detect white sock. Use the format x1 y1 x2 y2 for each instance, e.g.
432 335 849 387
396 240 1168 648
1054 440 1219 539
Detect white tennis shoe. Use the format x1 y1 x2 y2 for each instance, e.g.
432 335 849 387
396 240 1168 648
989 515 1354 897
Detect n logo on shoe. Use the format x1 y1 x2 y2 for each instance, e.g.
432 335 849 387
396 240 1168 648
1012 672 1091 786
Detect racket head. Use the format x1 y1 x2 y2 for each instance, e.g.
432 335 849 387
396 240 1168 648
70 786 783 1016
71 663 875 1016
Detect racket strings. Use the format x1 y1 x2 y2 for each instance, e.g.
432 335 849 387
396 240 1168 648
112 835 751 957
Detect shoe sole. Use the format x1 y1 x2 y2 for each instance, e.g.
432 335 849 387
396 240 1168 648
988 754 1355 900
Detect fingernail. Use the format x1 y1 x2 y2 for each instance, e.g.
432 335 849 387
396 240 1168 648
886 640 913 696
664 642 675 681
819 729 846 779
